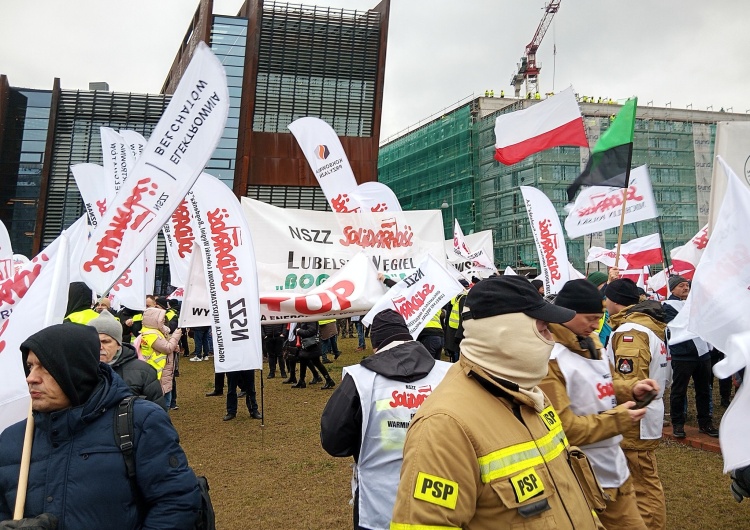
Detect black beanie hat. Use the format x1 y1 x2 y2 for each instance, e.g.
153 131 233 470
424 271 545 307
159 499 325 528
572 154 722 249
21 323 101 407
604 278 640 307
555 279 604 314
155 296 169 310
370 309 413 351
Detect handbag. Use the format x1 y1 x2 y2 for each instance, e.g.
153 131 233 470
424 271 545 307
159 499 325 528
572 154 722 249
301 335 320 349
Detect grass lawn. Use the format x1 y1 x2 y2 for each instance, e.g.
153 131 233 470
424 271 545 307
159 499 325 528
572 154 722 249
171 336 750 529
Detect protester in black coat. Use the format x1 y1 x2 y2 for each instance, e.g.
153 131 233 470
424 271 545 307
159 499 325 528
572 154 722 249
292 322 335 389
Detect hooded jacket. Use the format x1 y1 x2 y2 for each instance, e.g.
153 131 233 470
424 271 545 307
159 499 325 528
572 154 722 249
0 364 200 529
112 343 167 410
321 340 437 461
63 282 98 324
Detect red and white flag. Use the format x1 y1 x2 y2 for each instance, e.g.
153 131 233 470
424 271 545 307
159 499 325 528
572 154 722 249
0 233 70 434
186 173 262 372
362 254 463 338
521 186 570 294
0 220 12 281
162 198 195 288
80 42 228 294
587 234 662 270
620 267 649 289
586 247 629 269
494 87 587 165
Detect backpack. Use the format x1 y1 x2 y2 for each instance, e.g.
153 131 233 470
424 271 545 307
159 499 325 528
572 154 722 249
115 396 216 530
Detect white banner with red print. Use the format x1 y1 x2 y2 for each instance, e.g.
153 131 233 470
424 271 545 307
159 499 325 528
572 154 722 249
450 220 497 275
80 42 228 294
362 254 463 338
187 174 262 372
162 198 195 288
521 185 570 294
564 165 659 239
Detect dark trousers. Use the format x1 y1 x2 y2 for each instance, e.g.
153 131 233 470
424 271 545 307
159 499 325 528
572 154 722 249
419 335 444 361
226 370 258 415
264 335 286 376
670 358 713 427
710 349 733 401
300 357 329 381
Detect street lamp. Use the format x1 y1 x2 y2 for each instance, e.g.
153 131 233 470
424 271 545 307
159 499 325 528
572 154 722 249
441 189 454 232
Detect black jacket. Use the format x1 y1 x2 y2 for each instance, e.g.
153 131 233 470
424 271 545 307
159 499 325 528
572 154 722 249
296 322 321 358
320 340 436 462
112 343 167 410
663 295 708 361
262 323 285 339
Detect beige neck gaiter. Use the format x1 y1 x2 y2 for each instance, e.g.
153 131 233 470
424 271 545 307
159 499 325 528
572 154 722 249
461 312 555 411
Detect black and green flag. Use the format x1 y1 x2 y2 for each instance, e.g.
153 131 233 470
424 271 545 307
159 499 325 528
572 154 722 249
566 97 637 202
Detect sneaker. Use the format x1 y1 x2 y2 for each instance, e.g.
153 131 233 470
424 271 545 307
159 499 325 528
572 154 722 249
333 351 342 359
189 356 203 362
321 358 332 364
355 347 365 351
223 413 236 421
250 411 262 420
170 405 179 410
699 424 719 437
672 425 686 439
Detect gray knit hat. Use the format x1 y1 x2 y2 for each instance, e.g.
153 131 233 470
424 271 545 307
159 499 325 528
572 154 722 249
668 275 689 292
87 310 122 345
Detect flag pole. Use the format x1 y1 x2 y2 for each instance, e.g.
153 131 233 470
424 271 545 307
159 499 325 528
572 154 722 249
655 217 672 276
614 146 635 267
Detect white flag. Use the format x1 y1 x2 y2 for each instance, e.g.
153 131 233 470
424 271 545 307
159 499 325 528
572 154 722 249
451 220 497 274
0 234 69 434
177 243 211 328
686 157 750 472
81 42 228 294
521 186 570 294
362 254 463 338
71 163 108 230
119 130 147 161
187 174 262 372
348 182 403 213
288 117 361 213
162 198 195 288
0 221 13 281
586 247 629 269
707 122 750 235
100 127 132 197
564 165 659 239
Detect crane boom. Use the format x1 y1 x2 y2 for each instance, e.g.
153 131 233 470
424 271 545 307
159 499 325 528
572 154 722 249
510 1 561 98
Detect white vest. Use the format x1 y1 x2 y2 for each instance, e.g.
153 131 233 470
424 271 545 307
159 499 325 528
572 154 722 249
607 322 672 439
344 360 451 530
550 343 630 488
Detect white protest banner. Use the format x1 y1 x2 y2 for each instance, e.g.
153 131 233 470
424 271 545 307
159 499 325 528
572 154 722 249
188 173 262 372
708 122 750 235
260 252 386 324
119 130 147 161
504 266 517 276
65 215 92 284
521 186 570 294
564 165 659 239
0 234 69 434
362 254 463 338
242 198 445 290
100 127 132 198
71 163 108 229
670 224 709 280
168 287 184 301
444 229 495 279
568 262 586 280
348 181 402 213
81 42 228 294
177 243 211 328
685 158 750 472
451 220 497 275
162 198 195 288
287 117 361 213
109 253 147 310
0 221 12 281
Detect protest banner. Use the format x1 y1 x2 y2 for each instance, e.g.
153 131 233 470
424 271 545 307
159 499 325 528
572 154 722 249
707 122 750 235
99 127 132 197
348 181 403 213
450 220 497 275
80 42 229 294
187 173 262 372
119 129 147 161
162 197 195 288
444 229 495 278
521 186 569 294
71 163 108 229
564 165 658 239
0 234 69 435
288 117 361 213
242 198 445 290
685 157 750 473
177 243 211 328
362 254 463 338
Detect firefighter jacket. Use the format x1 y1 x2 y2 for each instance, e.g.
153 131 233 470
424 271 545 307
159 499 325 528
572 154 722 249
390 358 603 530
607 302 670 451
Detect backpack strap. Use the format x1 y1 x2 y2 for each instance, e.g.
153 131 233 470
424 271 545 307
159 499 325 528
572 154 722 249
115 396 146 517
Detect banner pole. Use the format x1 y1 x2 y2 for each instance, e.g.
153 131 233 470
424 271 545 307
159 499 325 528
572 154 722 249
655 217 672 276
13 402 34 520
614 146 635 267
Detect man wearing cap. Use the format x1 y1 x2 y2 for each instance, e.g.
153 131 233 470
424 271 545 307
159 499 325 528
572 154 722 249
321 309 451 530
390 275 604 529
0 323 200 528
88 310 166 410
662 275 718 438
604 278 670 530
539 279 659 530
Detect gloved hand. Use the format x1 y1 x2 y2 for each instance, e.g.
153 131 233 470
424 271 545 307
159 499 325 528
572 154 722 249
0 513 59 529
730 465 750 502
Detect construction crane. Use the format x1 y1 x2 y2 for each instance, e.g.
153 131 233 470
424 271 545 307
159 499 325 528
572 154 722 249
510 1 561 98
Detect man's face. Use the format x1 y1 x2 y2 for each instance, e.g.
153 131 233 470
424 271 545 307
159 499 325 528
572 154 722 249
26 351 71 412
564 313 603 337
671 281 690 300
95 302 109 313
145 297 156 308
99 334 120 363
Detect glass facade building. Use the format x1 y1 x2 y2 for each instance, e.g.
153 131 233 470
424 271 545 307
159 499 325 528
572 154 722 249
0 88 52 257
379 98 748 272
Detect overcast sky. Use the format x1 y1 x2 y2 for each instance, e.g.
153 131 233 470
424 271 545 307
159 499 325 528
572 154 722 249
2 0 749 141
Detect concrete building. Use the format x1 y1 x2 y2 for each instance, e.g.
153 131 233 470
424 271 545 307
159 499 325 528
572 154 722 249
378 96 750 272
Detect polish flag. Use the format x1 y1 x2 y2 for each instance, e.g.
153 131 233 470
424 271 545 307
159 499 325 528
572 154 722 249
494 87 588 165
620 267 649 289
620 234 663 268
